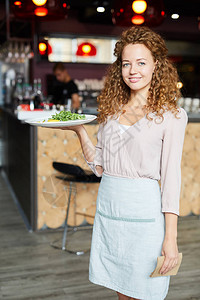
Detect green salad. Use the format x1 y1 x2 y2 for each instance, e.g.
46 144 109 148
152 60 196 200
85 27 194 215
48 110 86 122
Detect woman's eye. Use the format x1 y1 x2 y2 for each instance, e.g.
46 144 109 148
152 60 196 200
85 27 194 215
138 62 145 66
122 63 130 67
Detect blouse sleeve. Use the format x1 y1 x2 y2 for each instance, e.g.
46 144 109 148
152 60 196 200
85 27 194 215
160 108 188 216
83 123 103 177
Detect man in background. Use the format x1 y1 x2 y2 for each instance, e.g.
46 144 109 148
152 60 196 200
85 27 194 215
52 62 80 111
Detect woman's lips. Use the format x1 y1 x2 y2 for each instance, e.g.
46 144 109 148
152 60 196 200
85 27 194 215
129 77 142 83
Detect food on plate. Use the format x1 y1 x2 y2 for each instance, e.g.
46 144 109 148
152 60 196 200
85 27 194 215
47 119 60 122
48 111 86 122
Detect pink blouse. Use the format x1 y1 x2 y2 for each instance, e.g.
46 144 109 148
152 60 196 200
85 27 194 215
83 107 188 216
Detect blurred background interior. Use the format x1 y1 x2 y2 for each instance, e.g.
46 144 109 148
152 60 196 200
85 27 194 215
0 1 200 299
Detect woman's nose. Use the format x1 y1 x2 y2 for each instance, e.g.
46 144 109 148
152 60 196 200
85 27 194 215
129 64 137 74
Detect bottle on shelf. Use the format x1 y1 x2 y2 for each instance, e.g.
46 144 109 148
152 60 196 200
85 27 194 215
32 78 43 109
13 78 23 109
65 98 72 112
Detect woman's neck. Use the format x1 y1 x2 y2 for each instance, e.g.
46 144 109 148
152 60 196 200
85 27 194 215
128 90 148 109
128 81 151 107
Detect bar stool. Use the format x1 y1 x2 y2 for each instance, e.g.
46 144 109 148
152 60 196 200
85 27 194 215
50 161 101 255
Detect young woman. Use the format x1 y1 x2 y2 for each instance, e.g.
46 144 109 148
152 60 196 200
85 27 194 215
58 26 188 300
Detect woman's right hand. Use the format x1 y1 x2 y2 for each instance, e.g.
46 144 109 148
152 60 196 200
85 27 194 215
44 124 84 133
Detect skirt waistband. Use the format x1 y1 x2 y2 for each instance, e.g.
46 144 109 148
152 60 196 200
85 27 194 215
97 172 162 220
102 171 158 183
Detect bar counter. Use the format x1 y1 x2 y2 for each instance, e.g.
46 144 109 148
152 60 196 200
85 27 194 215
1 106 200 231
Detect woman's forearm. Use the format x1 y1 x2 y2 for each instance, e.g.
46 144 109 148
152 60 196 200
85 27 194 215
75 126 96 162
164 212 178 240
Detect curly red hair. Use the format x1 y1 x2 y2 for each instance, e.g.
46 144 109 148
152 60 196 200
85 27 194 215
96 25 182 124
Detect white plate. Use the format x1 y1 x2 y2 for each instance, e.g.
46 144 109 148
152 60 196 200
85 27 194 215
25 114 97 127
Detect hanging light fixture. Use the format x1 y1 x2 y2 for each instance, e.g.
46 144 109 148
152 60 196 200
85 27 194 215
32 0 47 6
34 7 48 16
38 41 52 60
112 0 165 27
76 42 97 56
131 15 145 24
132 1 147 14
11 0 69 21
38 42 47 55
14 1 22 5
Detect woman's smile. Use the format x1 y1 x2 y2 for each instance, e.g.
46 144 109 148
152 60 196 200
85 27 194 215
129 77 142 83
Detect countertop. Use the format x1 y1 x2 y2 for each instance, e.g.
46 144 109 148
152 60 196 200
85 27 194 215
1 105 200 124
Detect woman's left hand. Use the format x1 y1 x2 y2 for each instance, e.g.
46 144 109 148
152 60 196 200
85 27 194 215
159 236 179 275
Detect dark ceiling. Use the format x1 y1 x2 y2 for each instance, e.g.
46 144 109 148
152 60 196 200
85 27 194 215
163 0 200 17
0 0 199 45
69 0 200 17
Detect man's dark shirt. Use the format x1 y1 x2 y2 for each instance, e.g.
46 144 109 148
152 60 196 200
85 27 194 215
51 79 78 105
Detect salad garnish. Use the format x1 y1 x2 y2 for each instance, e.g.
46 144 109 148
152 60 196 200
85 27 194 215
47 110 86 122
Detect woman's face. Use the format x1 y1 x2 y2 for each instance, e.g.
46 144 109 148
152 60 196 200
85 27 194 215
121 43 156 93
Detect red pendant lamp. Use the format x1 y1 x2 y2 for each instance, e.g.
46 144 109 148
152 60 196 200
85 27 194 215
12 0 69 20
32 0 47 6
112 0 165 27
76 42 97 57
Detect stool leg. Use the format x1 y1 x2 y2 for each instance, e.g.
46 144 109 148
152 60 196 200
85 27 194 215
62 181 73 250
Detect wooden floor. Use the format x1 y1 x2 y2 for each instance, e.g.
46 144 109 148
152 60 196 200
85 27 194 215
0 173 200 300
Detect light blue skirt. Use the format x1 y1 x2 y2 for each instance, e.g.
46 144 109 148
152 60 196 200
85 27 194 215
89 172 170 300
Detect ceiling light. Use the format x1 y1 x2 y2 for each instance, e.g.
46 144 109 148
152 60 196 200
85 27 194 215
14 1 22 5
76 42 97 56
39 42 47 52
34 7 48 16
97 6 105 13
131 15 145 24
171 13 179 19
82 45 92 54
32 0 47 6
132 1 147 14
12 0 68 20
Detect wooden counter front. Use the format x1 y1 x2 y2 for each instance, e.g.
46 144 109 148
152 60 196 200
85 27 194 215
179 123 200 216
37 121 200 230
37 124 100 230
